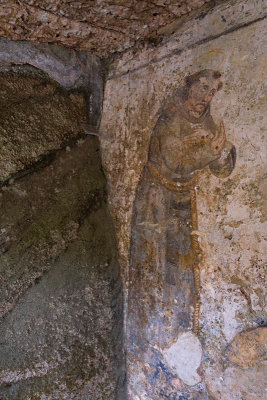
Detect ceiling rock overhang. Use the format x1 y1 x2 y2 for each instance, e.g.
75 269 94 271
0 0 213 58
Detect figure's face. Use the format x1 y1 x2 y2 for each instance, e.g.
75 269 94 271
187 77 221 117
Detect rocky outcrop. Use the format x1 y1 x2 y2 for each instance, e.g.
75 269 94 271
0 0 213 57
0 57 125 399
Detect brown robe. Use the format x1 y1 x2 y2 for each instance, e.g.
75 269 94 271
127 89 236 396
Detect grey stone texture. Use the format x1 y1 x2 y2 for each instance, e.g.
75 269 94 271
0 55 125 399
0 66 88 183
0 134 124 399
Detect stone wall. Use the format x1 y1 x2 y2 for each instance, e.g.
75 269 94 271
0 46 125 399
100 0 267 398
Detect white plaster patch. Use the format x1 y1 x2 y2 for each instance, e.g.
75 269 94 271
163 331 202 386
222 298 241 342
226 202 250 221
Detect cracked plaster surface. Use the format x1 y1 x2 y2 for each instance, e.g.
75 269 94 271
100 1 267 397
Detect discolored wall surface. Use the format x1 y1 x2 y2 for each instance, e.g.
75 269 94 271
100 0 267 398
0 65 125 399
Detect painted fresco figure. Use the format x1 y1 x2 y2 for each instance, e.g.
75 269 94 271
128 70 236 397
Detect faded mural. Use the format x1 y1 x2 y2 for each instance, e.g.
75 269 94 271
100 3 267 399
128 70 236 398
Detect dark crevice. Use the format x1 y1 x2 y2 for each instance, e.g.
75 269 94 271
0 62 125 399
0 133 96 189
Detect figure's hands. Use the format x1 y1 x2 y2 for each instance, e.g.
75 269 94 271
182 128 210 146
210 120 226 155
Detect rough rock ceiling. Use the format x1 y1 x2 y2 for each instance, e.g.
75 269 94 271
0 0 212 58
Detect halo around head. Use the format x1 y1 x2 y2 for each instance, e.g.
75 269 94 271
192 49 227 73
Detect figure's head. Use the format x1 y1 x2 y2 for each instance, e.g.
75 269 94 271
184 69 222 118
